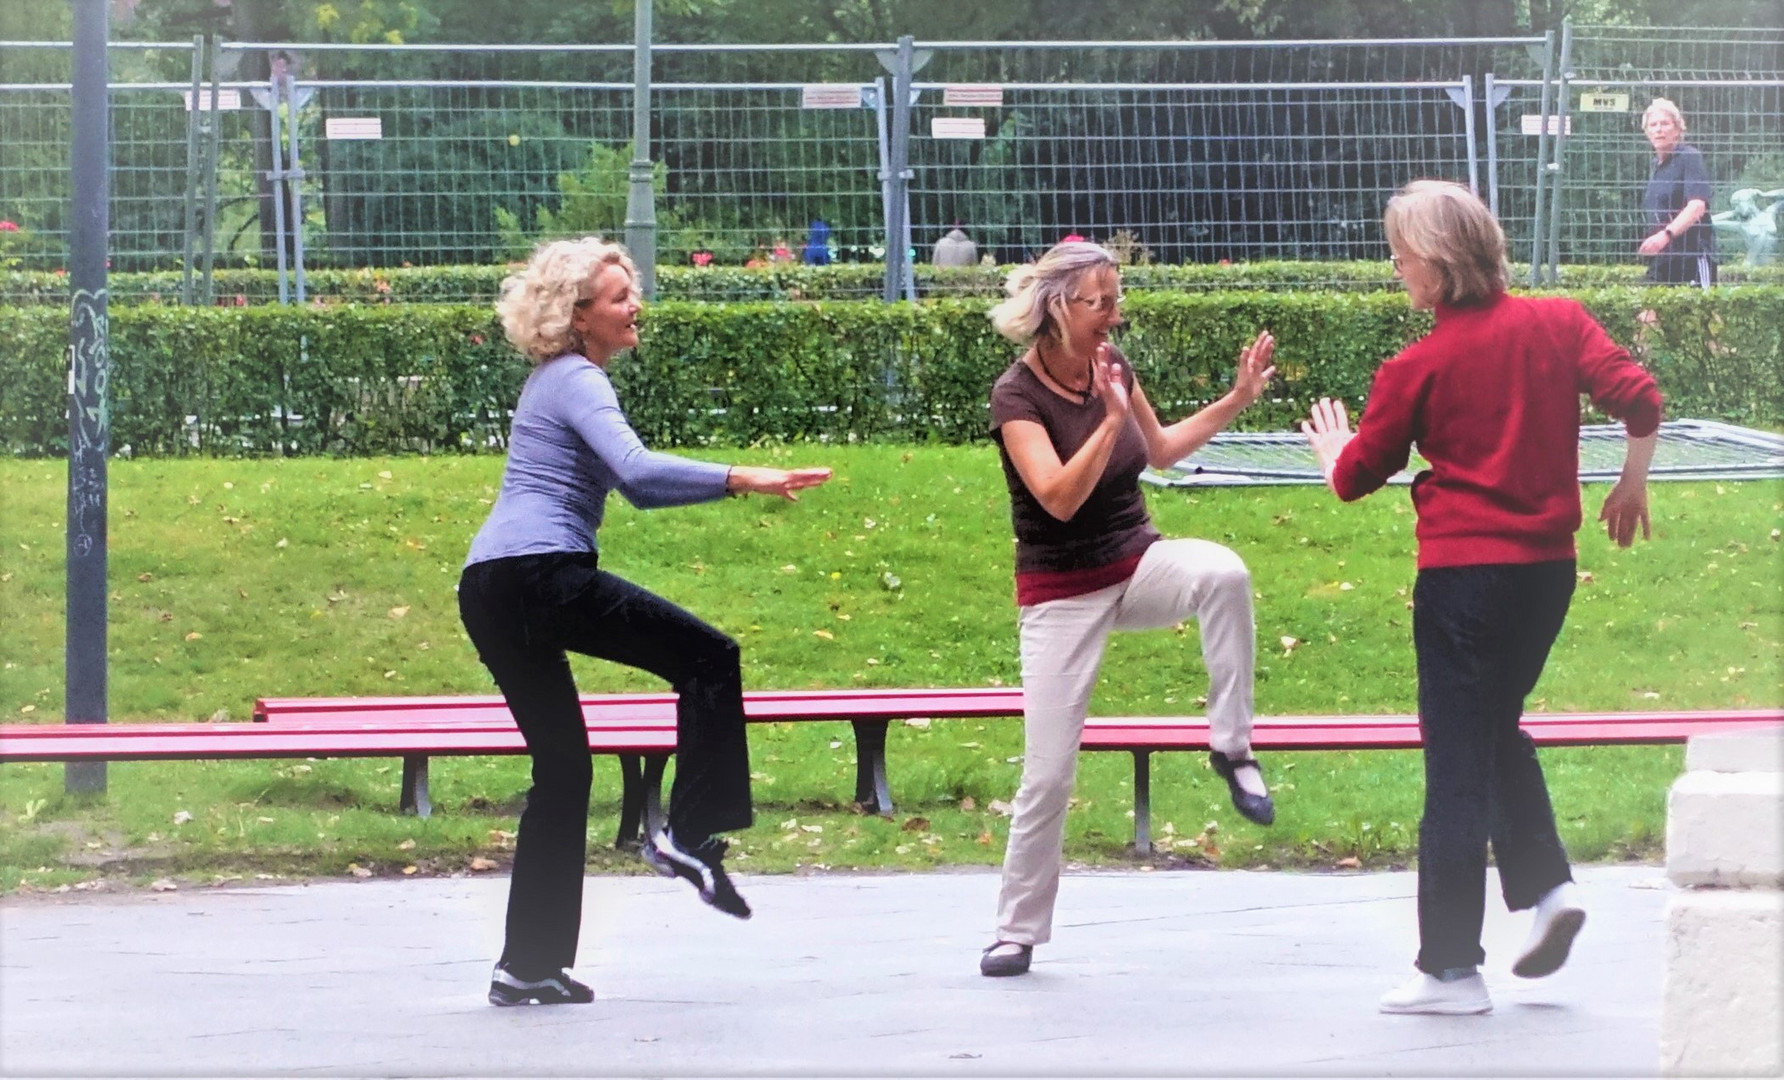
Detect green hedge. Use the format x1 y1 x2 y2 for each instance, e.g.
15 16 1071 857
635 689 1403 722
3 288 1778 457
7 260 1784 307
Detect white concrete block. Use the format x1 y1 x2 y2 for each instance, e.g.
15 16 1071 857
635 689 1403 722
1685 727 1784 774
1666 770 1784 887
1661 889 1784 1077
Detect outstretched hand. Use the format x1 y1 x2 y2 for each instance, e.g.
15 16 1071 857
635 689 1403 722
1089 343 1131 420
1231 331 1277 408
1300 396 1354 489
728 465 834 501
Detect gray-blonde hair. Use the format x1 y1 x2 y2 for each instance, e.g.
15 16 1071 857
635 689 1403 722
987 241 1118 347
1383 180 1509 307
495 236 640 364
1642 97 1686 131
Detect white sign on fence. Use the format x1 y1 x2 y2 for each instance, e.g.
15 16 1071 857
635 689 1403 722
325 117 384 140
181 88 241 111
1578 92 1630 112
943 84 1003 107
931 116 986 139
1521 113 1573 136
801 84 866 109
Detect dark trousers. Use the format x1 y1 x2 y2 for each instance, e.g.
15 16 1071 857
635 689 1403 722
1412 559 1577 974
1646 251 1716 288
457 552 753 977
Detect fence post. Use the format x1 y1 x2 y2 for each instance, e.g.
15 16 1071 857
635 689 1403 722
1484 72 1510 216
625 0 657 299
1545 18 1575 282
881 35 915 302
201 37 222 305
1530 29 1556 284
181 34 203 306
67 0 110 795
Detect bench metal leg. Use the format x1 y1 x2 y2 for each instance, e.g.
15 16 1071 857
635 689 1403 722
850 718 894 816
616 754 645 848
400 754 432 818
641 755 668 839
1131 750 1152 856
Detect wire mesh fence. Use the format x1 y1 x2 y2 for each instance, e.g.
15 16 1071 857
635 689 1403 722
1 27 1778 297
1553 25 1784 272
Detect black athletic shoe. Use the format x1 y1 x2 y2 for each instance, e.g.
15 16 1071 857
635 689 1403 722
487 963 595 1006
642 828 752 919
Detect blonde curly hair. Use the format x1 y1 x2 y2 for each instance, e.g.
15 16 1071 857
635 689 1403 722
496 237 640 364
987 240 1118 348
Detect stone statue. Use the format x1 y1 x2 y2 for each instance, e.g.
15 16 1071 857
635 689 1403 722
1710 187 1784 265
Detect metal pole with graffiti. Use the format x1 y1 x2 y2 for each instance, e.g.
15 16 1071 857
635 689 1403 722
66 0 110 794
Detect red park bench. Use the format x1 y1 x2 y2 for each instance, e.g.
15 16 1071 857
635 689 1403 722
2 691 1777 855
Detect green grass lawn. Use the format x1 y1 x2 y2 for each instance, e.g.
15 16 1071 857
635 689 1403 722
1 448 1779 892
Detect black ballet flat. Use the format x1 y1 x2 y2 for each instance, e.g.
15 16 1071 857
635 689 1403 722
1209 750 1275 826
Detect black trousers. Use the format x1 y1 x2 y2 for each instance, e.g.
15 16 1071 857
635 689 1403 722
458 551 753 977
1411 559 1577 974
1645 251 1716 287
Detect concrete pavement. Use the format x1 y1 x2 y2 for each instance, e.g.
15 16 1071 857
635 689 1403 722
0 864 1669 1077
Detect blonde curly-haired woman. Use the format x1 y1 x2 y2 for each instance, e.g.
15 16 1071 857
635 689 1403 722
460 237 830 1006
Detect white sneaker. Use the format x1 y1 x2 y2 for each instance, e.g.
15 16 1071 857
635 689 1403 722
1378 971 1493 1015
1512 882 1585 979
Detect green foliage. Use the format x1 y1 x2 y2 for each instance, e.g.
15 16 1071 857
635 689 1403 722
4 287 1781 457
9 259 1784 308
494 141 670 261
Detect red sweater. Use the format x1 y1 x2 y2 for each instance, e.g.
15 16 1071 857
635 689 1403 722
1332 293 1663 569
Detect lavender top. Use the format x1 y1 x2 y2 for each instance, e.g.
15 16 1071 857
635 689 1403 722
465 354 730 567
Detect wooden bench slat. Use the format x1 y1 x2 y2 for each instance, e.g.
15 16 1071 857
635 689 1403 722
9 697 1778 855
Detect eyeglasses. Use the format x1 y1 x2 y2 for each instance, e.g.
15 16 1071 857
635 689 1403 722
1069 292 1124 314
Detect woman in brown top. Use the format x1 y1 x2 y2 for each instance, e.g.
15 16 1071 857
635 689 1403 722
980 241 1278 978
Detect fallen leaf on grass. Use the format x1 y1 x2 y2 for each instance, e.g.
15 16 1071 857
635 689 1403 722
388 606 410 619
901 817 929 832
1336 856 1362 869
150 878 178 892
988 799 1014 817
469 857 498 872
172 810 193 825
959 796 976 811
397 839 416 851
348 864 372 879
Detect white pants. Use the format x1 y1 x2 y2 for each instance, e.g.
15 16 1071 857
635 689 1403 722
994 538 1256 945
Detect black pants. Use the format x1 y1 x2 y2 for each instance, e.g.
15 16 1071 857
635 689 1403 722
458 552 753 977
1645 252 1716 288
1411 559 1576 974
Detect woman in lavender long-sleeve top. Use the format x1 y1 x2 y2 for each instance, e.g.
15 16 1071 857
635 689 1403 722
462 238 831 1007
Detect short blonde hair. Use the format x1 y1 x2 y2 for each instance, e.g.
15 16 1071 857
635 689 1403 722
1383 180 1508 307
988 241 1118 348
496 237 639 364
1642 97 1686 131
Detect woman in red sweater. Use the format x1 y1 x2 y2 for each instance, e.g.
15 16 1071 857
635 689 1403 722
1303 180 1662 1016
